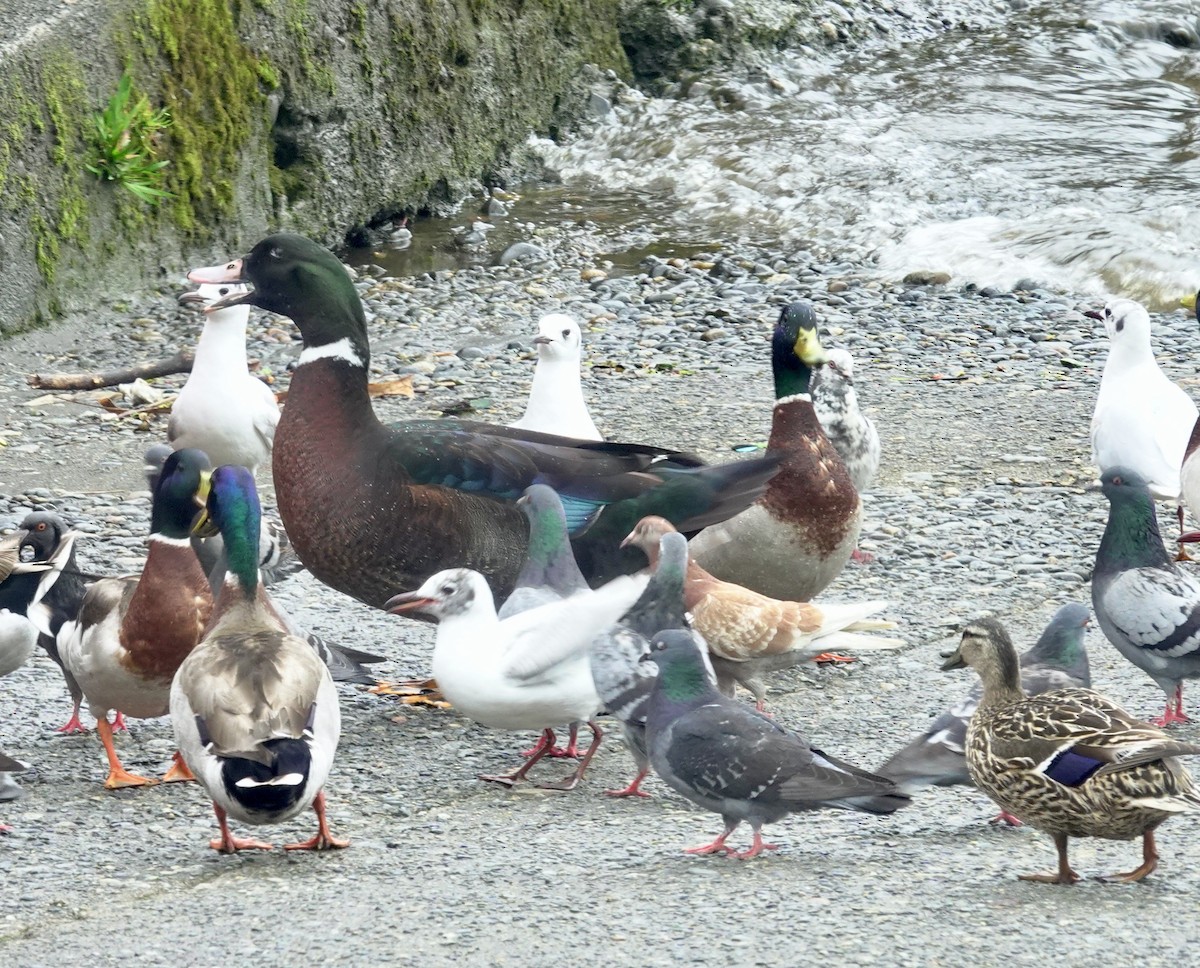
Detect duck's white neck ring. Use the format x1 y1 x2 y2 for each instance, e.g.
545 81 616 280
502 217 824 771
298 337 365 368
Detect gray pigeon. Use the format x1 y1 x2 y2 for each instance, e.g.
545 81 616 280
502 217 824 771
498 484 590 618
589 529 695 797
1093 467 1200 726
498 484 594 758
643 629 909 858
0 749 27 831
878 603 1091 804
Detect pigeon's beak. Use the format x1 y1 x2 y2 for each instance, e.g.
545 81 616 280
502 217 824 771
1083 309 1103 320
532 335 552 346
940 645 966 671
385 591 436 615
619 529 637 549
177 291 208 309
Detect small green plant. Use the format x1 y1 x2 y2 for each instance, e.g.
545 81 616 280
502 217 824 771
85 73 173 205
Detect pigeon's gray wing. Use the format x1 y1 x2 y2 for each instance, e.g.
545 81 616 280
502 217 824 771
1100 568 1200 658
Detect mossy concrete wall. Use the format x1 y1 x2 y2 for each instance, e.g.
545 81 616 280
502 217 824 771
0 0 627 334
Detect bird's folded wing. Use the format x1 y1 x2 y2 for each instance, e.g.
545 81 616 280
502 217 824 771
666 703 801 801
1103 569 1200 656
502 574 649 681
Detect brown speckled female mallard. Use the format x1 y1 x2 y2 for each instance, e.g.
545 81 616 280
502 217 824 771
687 302 862 602
943 616 1200 885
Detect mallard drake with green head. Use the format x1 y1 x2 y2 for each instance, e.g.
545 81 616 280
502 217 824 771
688 301 862 602
187 233 781 609
171 465 346 854
944 616 1200 884
56 449 214 789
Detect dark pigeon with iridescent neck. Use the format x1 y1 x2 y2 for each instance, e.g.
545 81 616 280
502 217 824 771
589 529 696 797
643 629 908 859
188 233 782 610
498 485 589 619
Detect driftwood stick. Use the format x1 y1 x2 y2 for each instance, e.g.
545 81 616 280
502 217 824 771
27 350 194 391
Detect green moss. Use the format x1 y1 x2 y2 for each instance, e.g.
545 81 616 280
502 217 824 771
132 0 272 234
0 52 93 287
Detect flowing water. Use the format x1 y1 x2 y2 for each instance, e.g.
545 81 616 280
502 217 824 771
355 1 1200 307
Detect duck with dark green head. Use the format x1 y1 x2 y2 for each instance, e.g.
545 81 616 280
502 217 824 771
643 628 908 858
187 233 782 612
56 448 214 789
1093 466 1200 727
688 300 862 602
171 464 347 854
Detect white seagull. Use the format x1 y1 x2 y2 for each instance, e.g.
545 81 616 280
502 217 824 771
508 313 601 440
1090 298 1196 503
170 283 280 475
387 567 646 789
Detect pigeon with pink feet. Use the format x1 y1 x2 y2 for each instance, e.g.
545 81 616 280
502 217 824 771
1093 468 1200 727
643 629 908 859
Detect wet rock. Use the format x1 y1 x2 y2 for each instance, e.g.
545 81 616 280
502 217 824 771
903 271 952 286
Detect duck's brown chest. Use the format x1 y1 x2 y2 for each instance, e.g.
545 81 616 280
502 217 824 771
272 364 526 608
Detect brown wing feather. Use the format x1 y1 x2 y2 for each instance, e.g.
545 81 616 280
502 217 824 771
688 574 823 660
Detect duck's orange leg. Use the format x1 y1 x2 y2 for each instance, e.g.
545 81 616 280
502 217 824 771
162 750 195 783
209 803 273 854
97 717 157 789
283 791 349 851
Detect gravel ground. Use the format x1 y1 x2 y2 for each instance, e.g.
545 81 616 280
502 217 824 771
3 228 1200 966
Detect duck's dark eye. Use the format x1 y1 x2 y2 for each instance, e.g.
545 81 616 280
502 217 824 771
440 584 454 596
218 287 229 297
562 329 571 339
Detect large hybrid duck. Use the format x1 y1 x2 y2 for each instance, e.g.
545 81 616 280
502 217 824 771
56 449 214 788
944 617 1200 884
171 465 346 853
188 234 781 608
688 302 862 602
170 284 280 475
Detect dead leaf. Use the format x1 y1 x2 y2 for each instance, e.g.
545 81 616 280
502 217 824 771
368 375 415 399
